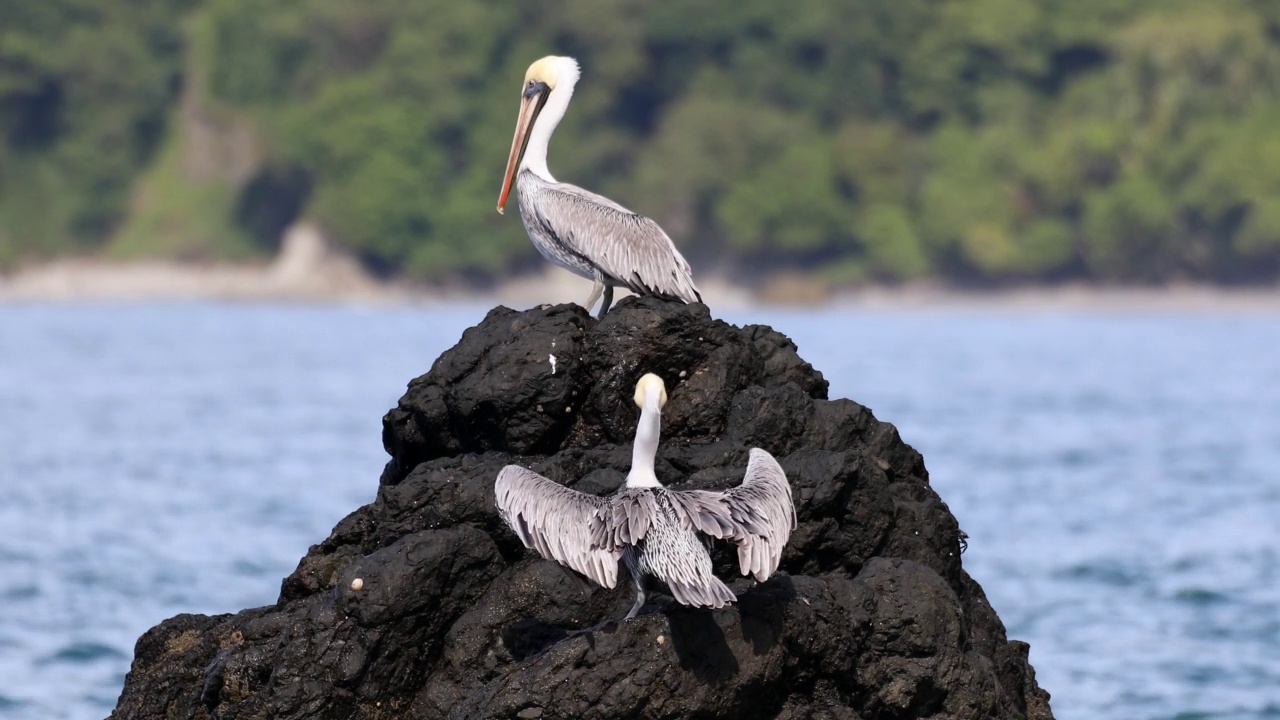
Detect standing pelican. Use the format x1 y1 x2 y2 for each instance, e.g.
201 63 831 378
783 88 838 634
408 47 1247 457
495 374 795 620
496 56 702 318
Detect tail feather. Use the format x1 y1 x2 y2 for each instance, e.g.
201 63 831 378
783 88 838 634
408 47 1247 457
669 576 737 609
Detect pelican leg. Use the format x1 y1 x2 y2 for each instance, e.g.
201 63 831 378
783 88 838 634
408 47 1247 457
597 284 615 319
623 569 647 621
565 571 645 636
584 278 604 315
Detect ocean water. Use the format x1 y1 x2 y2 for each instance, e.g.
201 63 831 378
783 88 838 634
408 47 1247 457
0 302 1276 720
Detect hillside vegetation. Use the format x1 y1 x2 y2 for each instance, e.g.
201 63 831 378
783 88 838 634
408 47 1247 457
3 0 1280 285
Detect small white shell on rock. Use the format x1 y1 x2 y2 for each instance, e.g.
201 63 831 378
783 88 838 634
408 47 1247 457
679 370 687 378
656 634 666 645
350 578 364 591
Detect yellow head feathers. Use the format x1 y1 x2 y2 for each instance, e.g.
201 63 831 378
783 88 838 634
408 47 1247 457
634 373 668 409
523 56 580 90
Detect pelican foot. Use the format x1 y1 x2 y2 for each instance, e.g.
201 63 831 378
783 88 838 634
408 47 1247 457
567 620 619 637
622 604 664 622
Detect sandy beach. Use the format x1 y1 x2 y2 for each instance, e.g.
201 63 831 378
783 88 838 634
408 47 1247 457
2 226 1277 314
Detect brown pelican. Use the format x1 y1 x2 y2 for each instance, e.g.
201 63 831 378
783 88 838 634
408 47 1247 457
495 374 795 620
496 56 702 318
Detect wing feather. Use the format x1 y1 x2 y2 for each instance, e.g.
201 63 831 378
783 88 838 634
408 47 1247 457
669 449 796 582
495 465 626 589
537 182 701 304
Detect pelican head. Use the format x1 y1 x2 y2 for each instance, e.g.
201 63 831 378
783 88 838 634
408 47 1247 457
497 56 581 214
634 373 668 409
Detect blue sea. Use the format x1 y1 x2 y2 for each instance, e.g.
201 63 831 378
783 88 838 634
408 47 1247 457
0 302 1277 720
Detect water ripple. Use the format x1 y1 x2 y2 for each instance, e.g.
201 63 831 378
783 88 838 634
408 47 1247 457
40 641 128 666
1 304 1277 720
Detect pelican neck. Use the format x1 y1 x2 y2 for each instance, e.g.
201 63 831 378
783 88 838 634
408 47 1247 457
625 397 663 488
518 75 576 181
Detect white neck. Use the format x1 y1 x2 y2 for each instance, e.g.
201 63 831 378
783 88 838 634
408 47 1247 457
519 74 577 182
625 395 662 488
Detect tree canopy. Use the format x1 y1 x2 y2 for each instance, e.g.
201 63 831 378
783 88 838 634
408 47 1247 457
0 0 190 264
3 0 1280 285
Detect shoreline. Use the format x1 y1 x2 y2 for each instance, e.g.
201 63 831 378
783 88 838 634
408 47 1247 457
828 282 1280 314
2 254 1277 314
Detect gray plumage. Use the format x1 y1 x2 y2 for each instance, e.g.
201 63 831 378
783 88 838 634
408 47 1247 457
494 448 795 617
516 170 702 312
498 57 701 317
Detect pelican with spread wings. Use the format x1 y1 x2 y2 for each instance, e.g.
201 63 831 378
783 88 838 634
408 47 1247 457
496 56 701 318
495 374 795 620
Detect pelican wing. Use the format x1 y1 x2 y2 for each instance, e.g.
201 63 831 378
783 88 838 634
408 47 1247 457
538 182 702 304
670 449 796 581
495 466 653 589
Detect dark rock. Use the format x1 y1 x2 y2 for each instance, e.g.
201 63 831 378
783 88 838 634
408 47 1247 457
111 296 1054 720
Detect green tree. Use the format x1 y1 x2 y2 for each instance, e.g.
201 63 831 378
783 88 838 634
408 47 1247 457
0 0 191 263
5 0 1280 285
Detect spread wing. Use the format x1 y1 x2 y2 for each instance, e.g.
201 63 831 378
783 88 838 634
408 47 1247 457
538 182 701 304
669 449 796 581
495 466 656 589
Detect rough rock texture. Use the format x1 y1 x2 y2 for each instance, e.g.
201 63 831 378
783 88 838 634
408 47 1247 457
111 297 1054 720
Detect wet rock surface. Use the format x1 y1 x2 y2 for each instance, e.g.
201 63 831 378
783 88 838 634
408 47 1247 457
111 297 1054 720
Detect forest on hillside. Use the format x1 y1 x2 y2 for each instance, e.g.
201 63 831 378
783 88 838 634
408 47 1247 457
3 0 1280 286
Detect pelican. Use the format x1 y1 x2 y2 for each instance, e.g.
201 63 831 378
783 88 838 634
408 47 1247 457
496 56 702 318
495 374 795 620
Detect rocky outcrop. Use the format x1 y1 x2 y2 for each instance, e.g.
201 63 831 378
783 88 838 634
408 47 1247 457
110 297 1053 720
